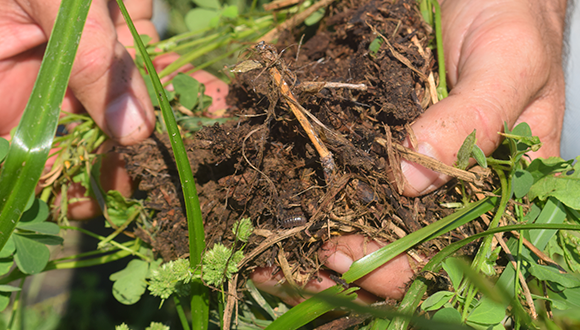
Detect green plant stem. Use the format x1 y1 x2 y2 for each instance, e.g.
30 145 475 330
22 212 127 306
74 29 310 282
50 239 135 262
432 0 447 99
159 18 272 79
184 45 243 78
0 247 133 285
461 168 511 321
486 158 512 166
174 295 191 330
7 278 25 330
114 1 209 328
97 208 140 248
61 225 150 261
168 33 222 55
513 201 524 309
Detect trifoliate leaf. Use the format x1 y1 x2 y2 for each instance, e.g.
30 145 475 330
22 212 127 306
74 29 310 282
466 298 506 326
0 236 15 258
110 259 149 305
173 73 200 110
13 233 50 274
0 292 10 313
20 199 49 223
0 259 13 277
17 222 60 235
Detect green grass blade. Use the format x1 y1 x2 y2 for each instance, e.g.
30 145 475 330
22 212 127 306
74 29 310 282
342 196 498 282
432 0 448 99
264 286 357 330
388 222 580 330
114 1 209 328
0 0 92 252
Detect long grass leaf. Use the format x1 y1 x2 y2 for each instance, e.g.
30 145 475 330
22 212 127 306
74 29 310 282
114 1 209 328
342 196 498 282
388 223 580 330
264 286 357 330
0 0 91 251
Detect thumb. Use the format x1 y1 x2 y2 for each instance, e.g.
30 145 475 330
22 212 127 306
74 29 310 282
401 4 564 197
22 0 155 146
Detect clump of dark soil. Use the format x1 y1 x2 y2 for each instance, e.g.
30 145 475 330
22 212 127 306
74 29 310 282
119 0 483 288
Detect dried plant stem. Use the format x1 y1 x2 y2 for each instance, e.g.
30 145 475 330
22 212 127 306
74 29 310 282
388 141 482 184
268 63 336 182
510 231 566 272
298 81 368 93
222 273 238 330
494 232 537 319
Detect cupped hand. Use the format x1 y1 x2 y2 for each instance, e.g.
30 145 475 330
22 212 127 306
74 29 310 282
0 0 228 220
251 0 568 305
402 0 567 196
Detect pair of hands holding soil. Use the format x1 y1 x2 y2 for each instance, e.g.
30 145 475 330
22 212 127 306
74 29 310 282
0 0 566 304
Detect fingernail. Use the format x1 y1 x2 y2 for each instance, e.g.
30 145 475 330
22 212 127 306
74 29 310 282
329 251 354 274
400 142 442 194
105 93 146 139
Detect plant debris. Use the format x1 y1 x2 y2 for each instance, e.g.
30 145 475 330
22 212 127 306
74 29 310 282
118 0 492 298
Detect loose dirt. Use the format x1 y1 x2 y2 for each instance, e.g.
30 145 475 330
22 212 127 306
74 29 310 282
118 0 489 293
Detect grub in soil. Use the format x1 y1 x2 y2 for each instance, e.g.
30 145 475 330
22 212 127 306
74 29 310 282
119 0 491 295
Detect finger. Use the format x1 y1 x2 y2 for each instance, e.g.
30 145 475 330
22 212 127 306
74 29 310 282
318 235 417 300
250 267 378 306
0 47 44 138
20 0 156 146
401 2 564 196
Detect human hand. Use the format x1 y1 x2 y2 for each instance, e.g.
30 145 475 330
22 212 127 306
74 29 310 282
251 0 568 306
402 0 567 196
0 0 228 219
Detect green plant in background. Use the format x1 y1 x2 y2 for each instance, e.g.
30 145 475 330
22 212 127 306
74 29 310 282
1 0 580 329
116 321 170 330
